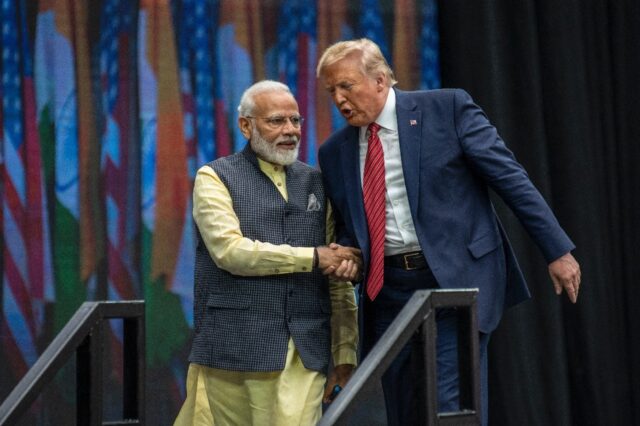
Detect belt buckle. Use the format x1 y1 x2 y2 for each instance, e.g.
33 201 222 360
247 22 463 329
403 253 420 271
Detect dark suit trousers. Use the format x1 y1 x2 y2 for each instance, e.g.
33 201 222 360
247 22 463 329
365 264 490 426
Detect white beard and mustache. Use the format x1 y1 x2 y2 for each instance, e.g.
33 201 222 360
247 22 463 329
250 123 300 166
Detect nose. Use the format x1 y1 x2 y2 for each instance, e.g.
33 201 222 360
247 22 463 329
332 90 346 106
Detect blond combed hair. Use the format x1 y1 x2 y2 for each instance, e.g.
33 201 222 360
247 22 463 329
316 38 397 86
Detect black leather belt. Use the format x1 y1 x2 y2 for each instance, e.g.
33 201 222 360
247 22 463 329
384 251 427 271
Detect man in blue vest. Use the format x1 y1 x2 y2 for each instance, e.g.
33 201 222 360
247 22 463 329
174 80 361 425
316 38 581 426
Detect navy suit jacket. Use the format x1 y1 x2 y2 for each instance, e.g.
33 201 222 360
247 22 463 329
318 88 575 333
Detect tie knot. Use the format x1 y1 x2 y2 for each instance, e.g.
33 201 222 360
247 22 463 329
368 122 381 135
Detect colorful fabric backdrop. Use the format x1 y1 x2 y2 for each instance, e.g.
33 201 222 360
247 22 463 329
0 0 439 423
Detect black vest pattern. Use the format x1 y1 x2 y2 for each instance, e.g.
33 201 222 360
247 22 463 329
189 146 331 373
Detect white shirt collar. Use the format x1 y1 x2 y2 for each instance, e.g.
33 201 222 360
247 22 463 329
374 87 397 132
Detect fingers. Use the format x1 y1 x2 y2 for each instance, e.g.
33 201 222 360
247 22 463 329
321 265 336 276
323 379 337 403
318 244 363 270
551 275 562 296
548 252 581 303
324 364 354 403
564 280 577 303
330 259 359 281
328 243 362 258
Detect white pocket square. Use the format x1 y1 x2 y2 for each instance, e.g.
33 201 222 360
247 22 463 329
307 193 321 211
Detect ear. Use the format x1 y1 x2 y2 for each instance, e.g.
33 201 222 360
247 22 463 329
238 117 252 139
375 73 387 91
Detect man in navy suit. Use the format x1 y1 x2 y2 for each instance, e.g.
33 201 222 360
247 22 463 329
316 38 581 425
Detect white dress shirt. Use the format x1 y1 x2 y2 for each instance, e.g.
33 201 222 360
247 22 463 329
359 89 422 256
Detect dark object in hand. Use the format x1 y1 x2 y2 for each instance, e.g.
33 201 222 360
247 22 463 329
327 384 342 402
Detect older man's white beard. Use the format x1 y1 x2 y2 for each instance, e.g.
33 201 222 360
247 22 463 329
251 130 300 166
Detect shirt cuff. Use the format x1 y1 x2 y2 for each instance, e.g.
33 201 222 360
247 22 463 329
294 247 315 273
333 346 358 367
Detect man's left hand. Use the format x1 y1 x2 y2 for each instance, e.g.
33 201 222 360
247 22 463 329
548 252 581 303
323 364 354 404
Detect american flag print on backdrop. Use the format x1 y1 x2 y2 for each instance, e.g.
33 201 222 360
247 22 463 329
275 0 318 165
99 0 139 304
1 0 54 379
138 0 191 375
0 1 441 422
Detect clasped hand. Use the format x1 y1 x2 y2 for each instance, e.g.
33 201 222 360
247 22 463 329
316 243 362 282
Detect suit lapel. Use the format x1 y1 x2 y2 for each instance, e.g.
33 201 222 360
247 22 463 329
395 89 422 221
340 126 370 253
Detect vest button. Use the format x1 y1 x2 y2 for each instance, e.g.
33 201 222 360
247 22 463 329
274 268 280 273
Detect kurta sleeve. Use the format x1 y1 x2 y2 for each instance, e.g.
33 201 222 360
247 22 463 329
193 165 314 276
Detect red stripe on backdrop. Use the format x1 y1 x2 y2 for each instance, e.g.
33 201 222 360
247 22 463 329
103 159 127 215
24 77 45 300
3 167 25 230
113 34 133 189
107 244 136 300
215 100 232 157
4 254 37 339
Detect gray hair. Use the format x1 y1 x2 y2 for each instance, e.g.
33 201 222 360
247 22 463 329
316 38 397 86
237 80 293 116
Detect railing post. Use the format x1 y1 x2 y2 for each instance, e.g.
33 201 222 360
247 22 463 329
318 289 479 426
76 322 104 426
122 315 145 423
457 302 481 417
422 301 439 426
0 300 145 426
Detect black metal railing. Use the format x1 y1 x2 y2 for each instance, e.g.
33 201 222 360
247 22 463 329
0 300 145 426
319 289 480 426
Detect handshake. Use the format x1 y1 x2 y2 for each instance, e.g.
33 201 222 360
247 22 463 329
316 243 363 282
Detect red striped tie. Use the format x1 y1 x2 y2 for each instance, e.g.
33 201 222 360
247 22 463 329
362 122 386 301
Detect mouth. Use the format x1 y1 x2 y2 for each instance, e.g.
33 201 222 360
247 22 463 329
340 107 353 118
276 140 298 150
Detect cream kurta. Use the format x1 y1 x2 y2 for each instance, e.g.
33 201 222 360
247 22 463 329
174 159 358 426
